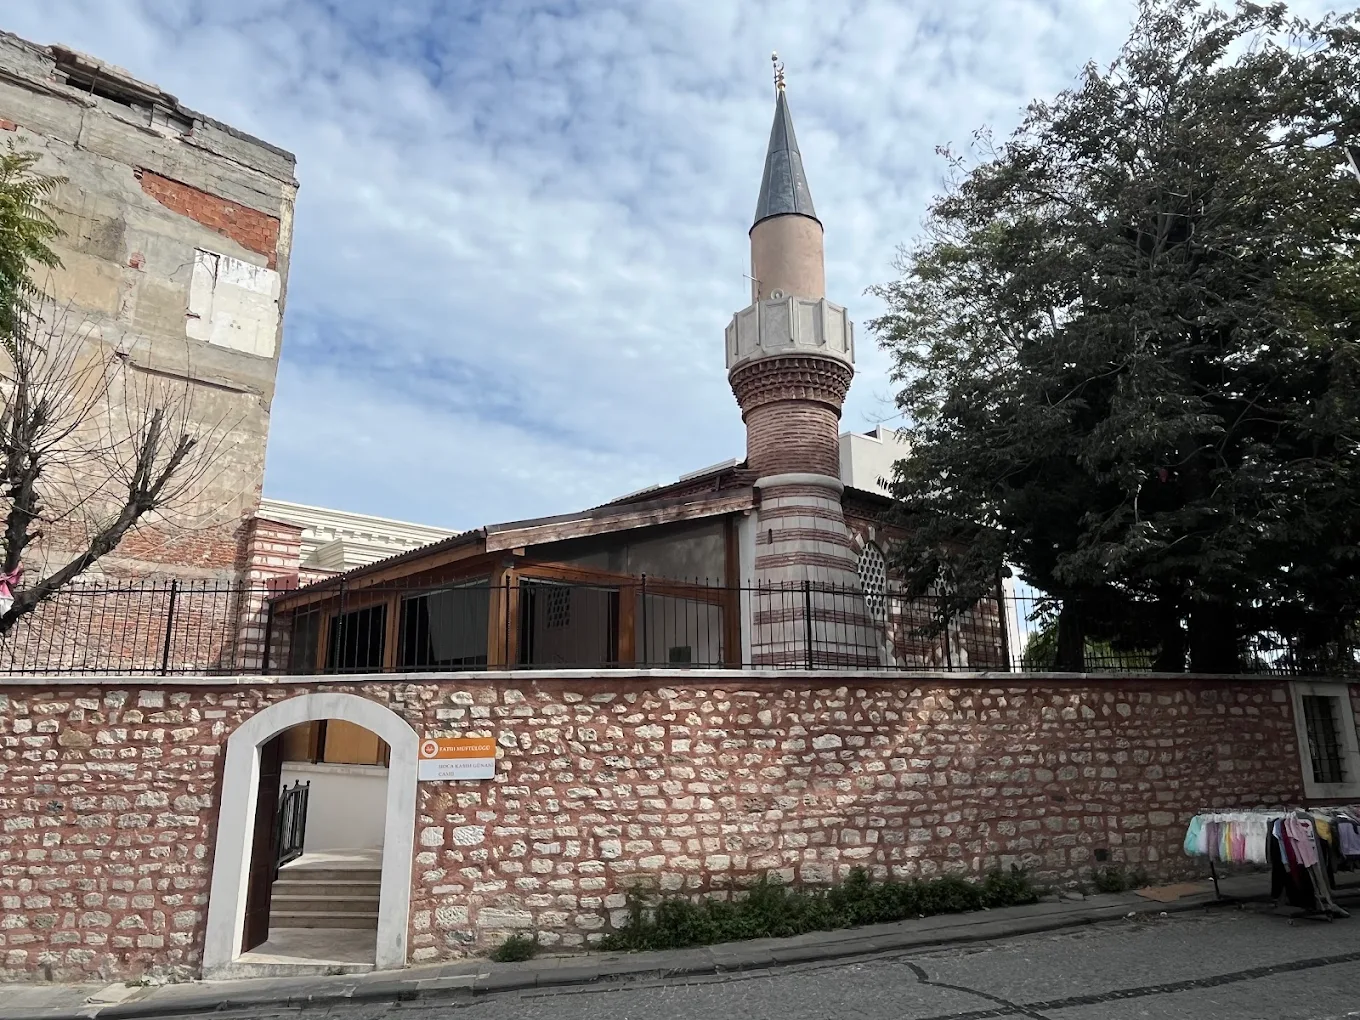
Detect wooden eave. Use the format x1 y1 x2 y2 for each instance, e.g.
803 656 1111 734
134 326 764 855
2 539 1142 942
483 490 755 552
269 488 756 613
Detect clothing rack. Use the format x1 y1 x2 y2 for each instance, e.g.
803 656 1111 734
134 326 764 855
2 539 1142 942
1190 807 1282 904
1185 807 1359 921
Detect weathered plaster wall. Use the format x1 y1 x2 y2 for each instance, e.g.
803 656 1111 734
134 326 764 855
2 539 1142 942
0 33 297 579
0 671 1331 982
541 519 728 584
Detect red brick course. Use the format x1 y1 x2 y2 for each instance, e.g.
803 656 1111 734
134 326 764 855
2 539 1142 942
0 673 1333 980
137 171 281 269
730 356 851 480
744 402 842 477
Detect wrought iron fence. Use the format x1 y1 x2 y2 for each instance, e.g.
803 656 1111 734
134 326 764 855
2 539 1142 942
0 576 1353 677
275 779 309 872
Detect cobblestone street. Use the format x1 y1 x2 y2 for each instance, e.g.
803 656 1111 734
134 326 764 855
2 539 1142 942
286 909 1360 1020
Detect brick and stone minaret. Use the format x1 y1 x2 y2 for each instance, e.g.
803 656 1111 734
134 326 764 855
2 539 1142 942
726 63 882 667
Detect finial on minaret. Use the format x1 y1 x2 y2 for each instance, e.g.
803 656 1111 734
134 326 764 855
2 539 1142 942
772 51 786 92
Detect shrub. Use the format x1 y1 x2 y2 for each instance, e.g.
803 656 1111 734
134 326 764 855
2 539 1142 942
489 934 539 962
1091 866 1151 894
600 866 1038 952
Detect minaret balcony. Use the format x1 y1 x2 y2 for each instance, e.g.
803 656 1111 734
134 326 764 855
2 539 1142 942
725 296 854 374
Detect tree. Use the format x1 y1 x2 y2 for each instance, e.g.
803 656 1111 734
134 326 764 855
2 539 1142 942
869 0 1360 673
0 148 229 637
0 142 62 341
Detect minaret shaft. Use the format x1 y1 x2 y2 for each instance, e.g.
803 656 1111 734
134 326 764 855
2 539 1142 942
749 215 825 302
726 73 887 668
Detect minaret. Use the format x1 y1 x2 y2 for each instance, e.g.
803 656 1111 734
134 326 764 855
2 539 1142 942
726 57 883 668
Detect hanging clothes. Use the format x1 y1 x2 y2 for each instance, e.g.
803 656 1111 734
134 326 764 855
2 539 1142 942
1182 811 1273 865
1185 807 1349 919
1283 816 1320 868
1337 818 1360 859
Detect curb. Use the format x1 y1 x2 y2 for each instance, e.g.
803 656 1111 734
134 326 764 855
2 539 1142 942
2 892 1260 1020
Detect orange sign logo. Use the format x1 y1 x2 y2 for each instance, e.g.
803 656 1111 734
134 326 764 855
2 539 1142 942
419 737 496 760
417 736 497 781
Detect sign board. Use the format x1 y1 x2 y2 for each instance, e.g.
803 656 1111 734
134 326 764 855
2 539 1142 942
418 737 496 781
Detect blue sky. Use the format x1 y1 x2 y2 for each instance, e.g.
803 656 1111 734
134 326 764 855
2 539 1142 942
5 1 1344 531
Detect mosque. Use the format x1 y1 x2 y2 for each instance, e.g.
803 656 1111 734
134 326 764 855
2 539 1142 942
255 68 1009 676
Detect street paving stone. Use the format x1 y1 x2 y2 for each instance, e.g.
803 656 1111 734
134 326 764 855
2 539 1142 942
302 909 1360 1020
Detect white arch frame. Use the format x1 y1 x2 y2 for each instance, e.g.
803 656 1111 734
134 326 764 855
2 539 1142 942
202 692 418 977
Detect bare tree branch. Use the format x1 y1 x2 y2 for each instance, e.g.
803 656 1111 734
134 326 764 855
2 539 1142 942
0 292 235 636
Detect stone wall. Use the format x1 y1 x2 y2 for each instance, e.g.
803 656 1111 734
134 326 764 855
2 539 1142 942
0 671 1336 982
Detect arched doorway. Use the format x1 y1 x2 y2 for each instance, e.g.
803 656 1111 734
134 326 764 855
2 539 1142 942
202 693 418 978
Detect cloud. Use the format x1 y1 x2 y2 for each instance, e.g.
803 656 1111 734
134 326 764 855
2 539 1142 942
4 0 1347 530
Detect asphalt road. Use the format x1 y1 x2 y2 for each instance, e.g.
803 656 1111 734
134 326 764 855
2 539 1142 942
232 908 1360 1020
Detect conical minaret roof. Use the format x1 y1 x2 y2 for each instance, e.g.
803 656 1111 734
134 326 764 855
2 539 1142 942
752 85 818 229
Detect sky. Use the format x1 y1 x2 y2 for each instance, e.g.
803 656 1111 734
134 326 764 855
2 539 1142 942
4 1 1345 532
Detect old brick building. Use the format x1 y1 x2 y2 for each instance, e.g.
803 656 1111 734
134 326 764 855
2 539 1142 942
0 32 297 580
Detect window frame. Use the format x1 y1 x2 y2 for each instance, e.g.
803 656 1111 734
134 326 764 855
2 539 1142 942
1289 681 1360 800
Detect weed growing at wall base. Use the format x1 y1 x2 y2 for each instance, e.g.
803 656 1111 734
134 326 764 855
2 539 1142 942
489 934 539 963
600 867 1039 952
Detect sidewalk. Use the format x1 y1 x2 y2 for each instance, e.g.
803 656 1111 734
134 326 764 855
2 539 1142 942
1 872 1348 1020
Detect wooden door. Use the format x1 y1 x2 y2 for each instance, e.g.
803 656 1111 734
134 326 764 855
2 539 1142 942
241 734 284 953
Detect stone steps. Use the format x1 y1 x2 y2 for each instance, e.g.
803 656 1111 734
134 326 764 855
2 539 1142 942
272 892 380 915
271 878 382 899
275 866 382 884
270 866 381 930
269 909 379 930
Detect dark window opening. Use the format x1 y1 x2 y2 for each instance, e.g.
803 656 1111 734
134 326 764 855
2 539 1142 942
399 584 490 669
325 604 386 673
287 609 321 675
519 581 619 667
1302 694 1346 785
669 645 693 664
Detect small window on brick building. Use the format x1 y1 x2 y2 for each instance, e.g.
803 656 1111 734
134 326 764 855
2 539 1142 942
1302 694 1346 784
187 248 281 358
1290 682 1360 799
857 542 888 623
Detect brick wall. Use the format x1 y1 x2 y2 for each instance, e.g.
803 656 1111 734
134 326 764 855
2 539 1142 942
744 401 842 477
0 37 294 598
729 355 851 479
843 514 1010 670
234 518 304 671
0 672 1337 981
137 171 282 268
0 584 248 676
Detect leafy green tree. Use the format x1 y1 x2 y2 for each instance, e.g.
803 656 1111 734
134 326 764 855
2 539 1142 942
0 142 62 339
870 0 1360 673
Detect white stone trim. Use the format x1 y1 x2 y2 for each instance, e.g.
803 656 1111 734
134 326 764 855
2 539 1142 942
725 297 854 373
1288 680 1360 800
738 510 756 664
753 473 845 494
277 760 389 779
202 692 418 978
